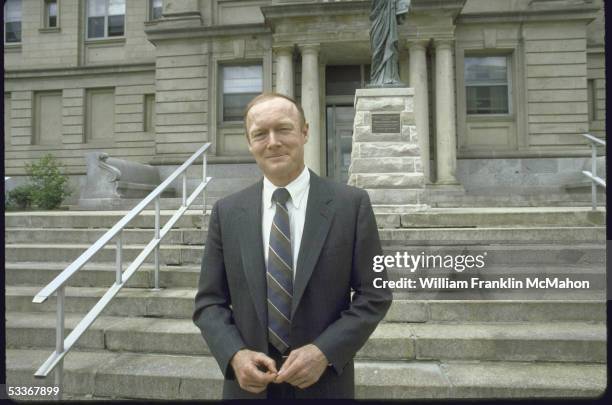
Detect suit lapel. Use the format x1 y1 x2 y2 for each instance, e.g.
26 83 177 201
236 180 268 330
291 171 335 318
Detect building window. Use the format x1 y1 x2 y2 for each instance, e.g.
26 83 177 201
45 0 58 28
4 0 22 43
587 79 596 122
150 0 162 20
34 91 63 145
465 56 511 115
221 64 263 122
86 88 115 141
144 94 155 133
87 0 125 39
326 65 371 96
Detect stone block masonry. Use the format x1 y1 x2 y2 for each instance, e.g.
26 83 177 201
348 88 426 208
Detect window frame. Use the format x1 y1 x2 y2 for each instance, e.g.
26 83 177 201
148 0 162 21
4 0 22 44
464 54 513 116
85 87 116 143
39 0 61 32
144 94 156 133
45 0 59 28
85 0 126 40
219 62 264 124
34 90 63 146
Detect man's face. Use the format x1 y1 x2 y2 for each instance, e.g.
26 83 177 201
246 97 309 186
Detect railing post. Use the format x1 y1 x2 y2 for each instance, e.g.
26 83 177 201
54 286 65 400
182 173 187 208
116 231 123 284
202 153 207 214
154 197 161 290
591 141 597 210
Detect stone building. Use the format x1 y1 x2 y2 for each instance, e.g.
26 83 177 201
3 0 606 205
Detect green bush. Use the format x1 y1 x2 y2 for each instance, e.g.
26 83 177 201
6 184 35 209
24 154 72 210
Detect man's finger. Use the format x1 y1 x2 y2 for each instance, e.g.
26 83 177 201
244 362 274 385
276 356 302 383
279 351 297 373
278 349 300 375
253 352 278 374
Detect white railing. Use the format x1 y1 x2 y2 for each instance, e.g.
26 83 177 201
581 133 606 210
32 143 212 399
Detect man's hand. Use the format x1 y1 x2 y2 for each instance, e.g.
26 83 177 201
274 344 328 389
230 349 278 393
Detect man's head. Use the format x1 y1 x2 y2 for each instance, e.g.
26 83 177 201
244 93 309 187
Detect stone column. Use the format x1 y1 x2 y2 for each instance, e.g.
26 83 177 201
299 44 321 175
434 39 458 184
274 46 294 98
409 40 431 183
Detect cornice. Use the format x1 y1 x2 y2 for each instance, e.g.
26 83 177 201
261 0 466 24
457 4 600 24
4 62 155 80
145 23 270 44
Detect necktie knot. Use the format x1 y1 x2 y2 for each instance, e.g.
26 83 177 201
272 188 290 205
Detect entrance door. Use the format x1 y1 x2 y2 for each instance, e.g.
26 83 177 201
325 64 369 182
326 105 355 183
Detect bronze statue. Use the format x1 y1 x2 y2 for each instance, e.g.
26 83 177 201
368 0 410 87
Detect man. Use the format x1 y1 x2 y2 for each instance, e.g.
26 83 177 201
193 92 393 399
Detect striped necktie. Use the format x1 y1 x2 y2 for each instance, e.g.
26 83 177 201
267 187 293 354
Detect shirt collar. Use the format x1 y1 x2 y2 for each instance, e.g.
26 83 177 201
263 166 310 209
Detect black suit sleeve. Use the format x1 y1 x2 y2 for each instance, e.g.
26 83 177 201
192 201 246 379
313 189 393 374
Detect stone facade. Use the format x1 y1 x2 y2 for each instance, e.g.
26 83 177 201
3 0 606 204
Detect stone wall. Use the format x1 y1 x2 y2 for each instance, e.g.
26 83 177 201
455 157 601 192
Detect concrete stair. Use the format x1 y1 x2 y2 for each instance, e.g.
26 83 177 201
4 208 607 399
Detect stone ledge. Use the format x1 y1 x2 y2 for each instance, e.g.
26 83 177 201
356 88 415 97
351 157 421 174
366 189 425 205
351 173 425 188
355 142 421 158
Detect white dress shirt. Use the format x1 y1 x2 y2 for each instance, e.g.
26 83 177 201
262 166 310 280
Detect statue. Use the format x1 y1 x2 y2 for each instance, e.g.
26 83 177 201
368 0 410 87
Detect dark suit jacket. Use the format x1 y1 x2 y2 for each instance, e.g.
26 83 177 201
192 170 393 399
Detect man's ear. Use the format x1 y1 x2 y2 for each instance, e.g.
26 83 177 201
302 123 309 144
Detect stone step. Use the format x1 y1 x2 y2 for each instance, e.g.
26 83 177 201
5 261 604 293
72 198 213 211
380 244 605 266
378 226 605 244
430 199 605 208
6 207 603 231
5 228 207 245
374 207 605 228
5 243 204 265
6 349 606 399
6 312 605 363
5 262 200 288
5 286 605 322
4 210 210 229
5 241 604 267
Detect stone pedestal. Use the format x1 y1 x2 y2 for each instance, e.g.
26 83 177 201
348 88 427 209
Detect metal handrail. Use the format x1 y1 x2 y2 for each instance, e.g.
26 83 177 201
32 143 212 399
581 133 606 210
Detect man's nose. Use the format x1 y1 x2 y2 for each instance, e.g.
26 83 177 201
267 131 282 146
